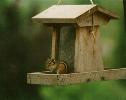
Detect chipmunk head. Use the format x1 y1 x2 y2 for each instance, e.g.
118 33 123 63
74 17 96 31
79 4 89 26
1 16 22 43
46 58 57 72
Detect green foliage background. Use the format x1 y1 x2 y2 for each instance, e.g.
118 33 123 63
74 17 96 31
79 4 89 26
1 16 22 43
0 0 125 100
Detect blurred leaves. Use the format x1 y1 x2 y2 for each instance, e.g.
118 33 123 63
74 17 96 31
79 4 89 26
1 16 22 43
40 81 126 100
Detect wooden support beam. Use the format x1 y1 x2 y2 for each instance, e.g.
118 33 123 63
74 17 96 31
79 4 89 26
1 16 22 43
74 26 104 73
27 68 126 85
51 26 60 59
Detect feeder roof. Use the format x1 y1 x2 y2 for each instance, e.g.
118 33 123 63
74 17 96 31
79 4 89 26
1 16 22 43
32 5 118 23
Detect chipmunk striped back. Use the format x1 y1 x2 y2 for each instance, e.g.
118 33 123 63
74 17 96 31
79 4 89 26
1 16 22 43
46 58 67 74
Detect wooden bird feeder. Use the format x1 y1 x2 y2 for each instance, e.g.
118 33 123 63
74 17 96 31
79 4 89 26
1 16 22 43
27 5 126 85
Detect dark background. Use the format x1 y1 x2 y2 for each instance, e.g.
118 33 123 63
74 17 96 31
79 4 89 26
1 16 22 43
0 0 126 100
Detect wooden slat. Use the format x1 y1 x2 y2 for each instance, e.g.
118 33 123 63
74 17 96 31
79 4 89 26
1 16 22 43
77 12 110 27
27 68 126 85
74 27 79 72
32 5 118 24
32 18 76 24
32 5 96 19
74 27 104 72
51 27 57 59
51 26 60 59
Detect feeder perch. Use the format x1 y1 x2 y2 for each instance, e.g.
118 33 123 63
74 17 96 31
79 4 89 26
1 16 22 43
27 5 126 85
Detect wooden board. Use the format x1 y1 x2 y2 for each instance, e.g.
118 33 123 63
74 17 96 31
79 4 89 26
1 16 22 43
32 5 118 24
51 26 60 59
77 12 110 27
27 68 126 85
74 27 104 72
32 5 96 19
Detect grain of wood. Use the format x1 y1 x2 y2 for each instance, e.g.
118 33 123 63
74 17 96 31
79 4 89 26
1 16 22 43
51 26 60 59
51 27 56 59
77 12 110 27
74 27 79 72
27 68 126 85
74 26 104 72
32 5 96 19
32 5 118 24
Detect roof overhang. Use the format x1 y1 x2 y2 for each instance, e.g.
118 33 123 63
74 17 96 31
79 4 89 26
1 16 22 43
32 5 118 24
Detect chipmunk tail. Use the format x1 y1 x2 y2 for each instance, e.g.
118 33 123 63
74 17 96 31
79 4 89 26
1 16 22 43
59 62 68 74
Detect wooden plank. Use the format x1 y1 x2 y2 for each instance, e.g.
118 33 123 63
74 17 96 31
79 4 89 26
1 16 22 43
51 26 60 59
32 18 76 24
74 27 104 72
32 5 118 23
74 27 79 72
93 26 104 71
51 26 57 59
32 5 96 19
27 68 126 85
77 12 110 27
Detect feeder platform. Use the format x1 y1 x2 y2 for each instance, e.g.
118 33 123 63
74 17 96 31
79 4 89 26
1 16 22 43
27 68 126 85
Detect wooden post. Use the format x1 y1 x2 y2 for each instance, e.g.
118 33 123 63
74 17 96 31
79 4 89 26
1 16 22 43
74 26 104 73
51 26 60 60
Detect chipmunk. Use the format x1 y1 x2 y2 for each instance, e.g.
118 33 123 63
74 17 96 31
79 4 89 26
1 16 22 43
46 58 67 74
